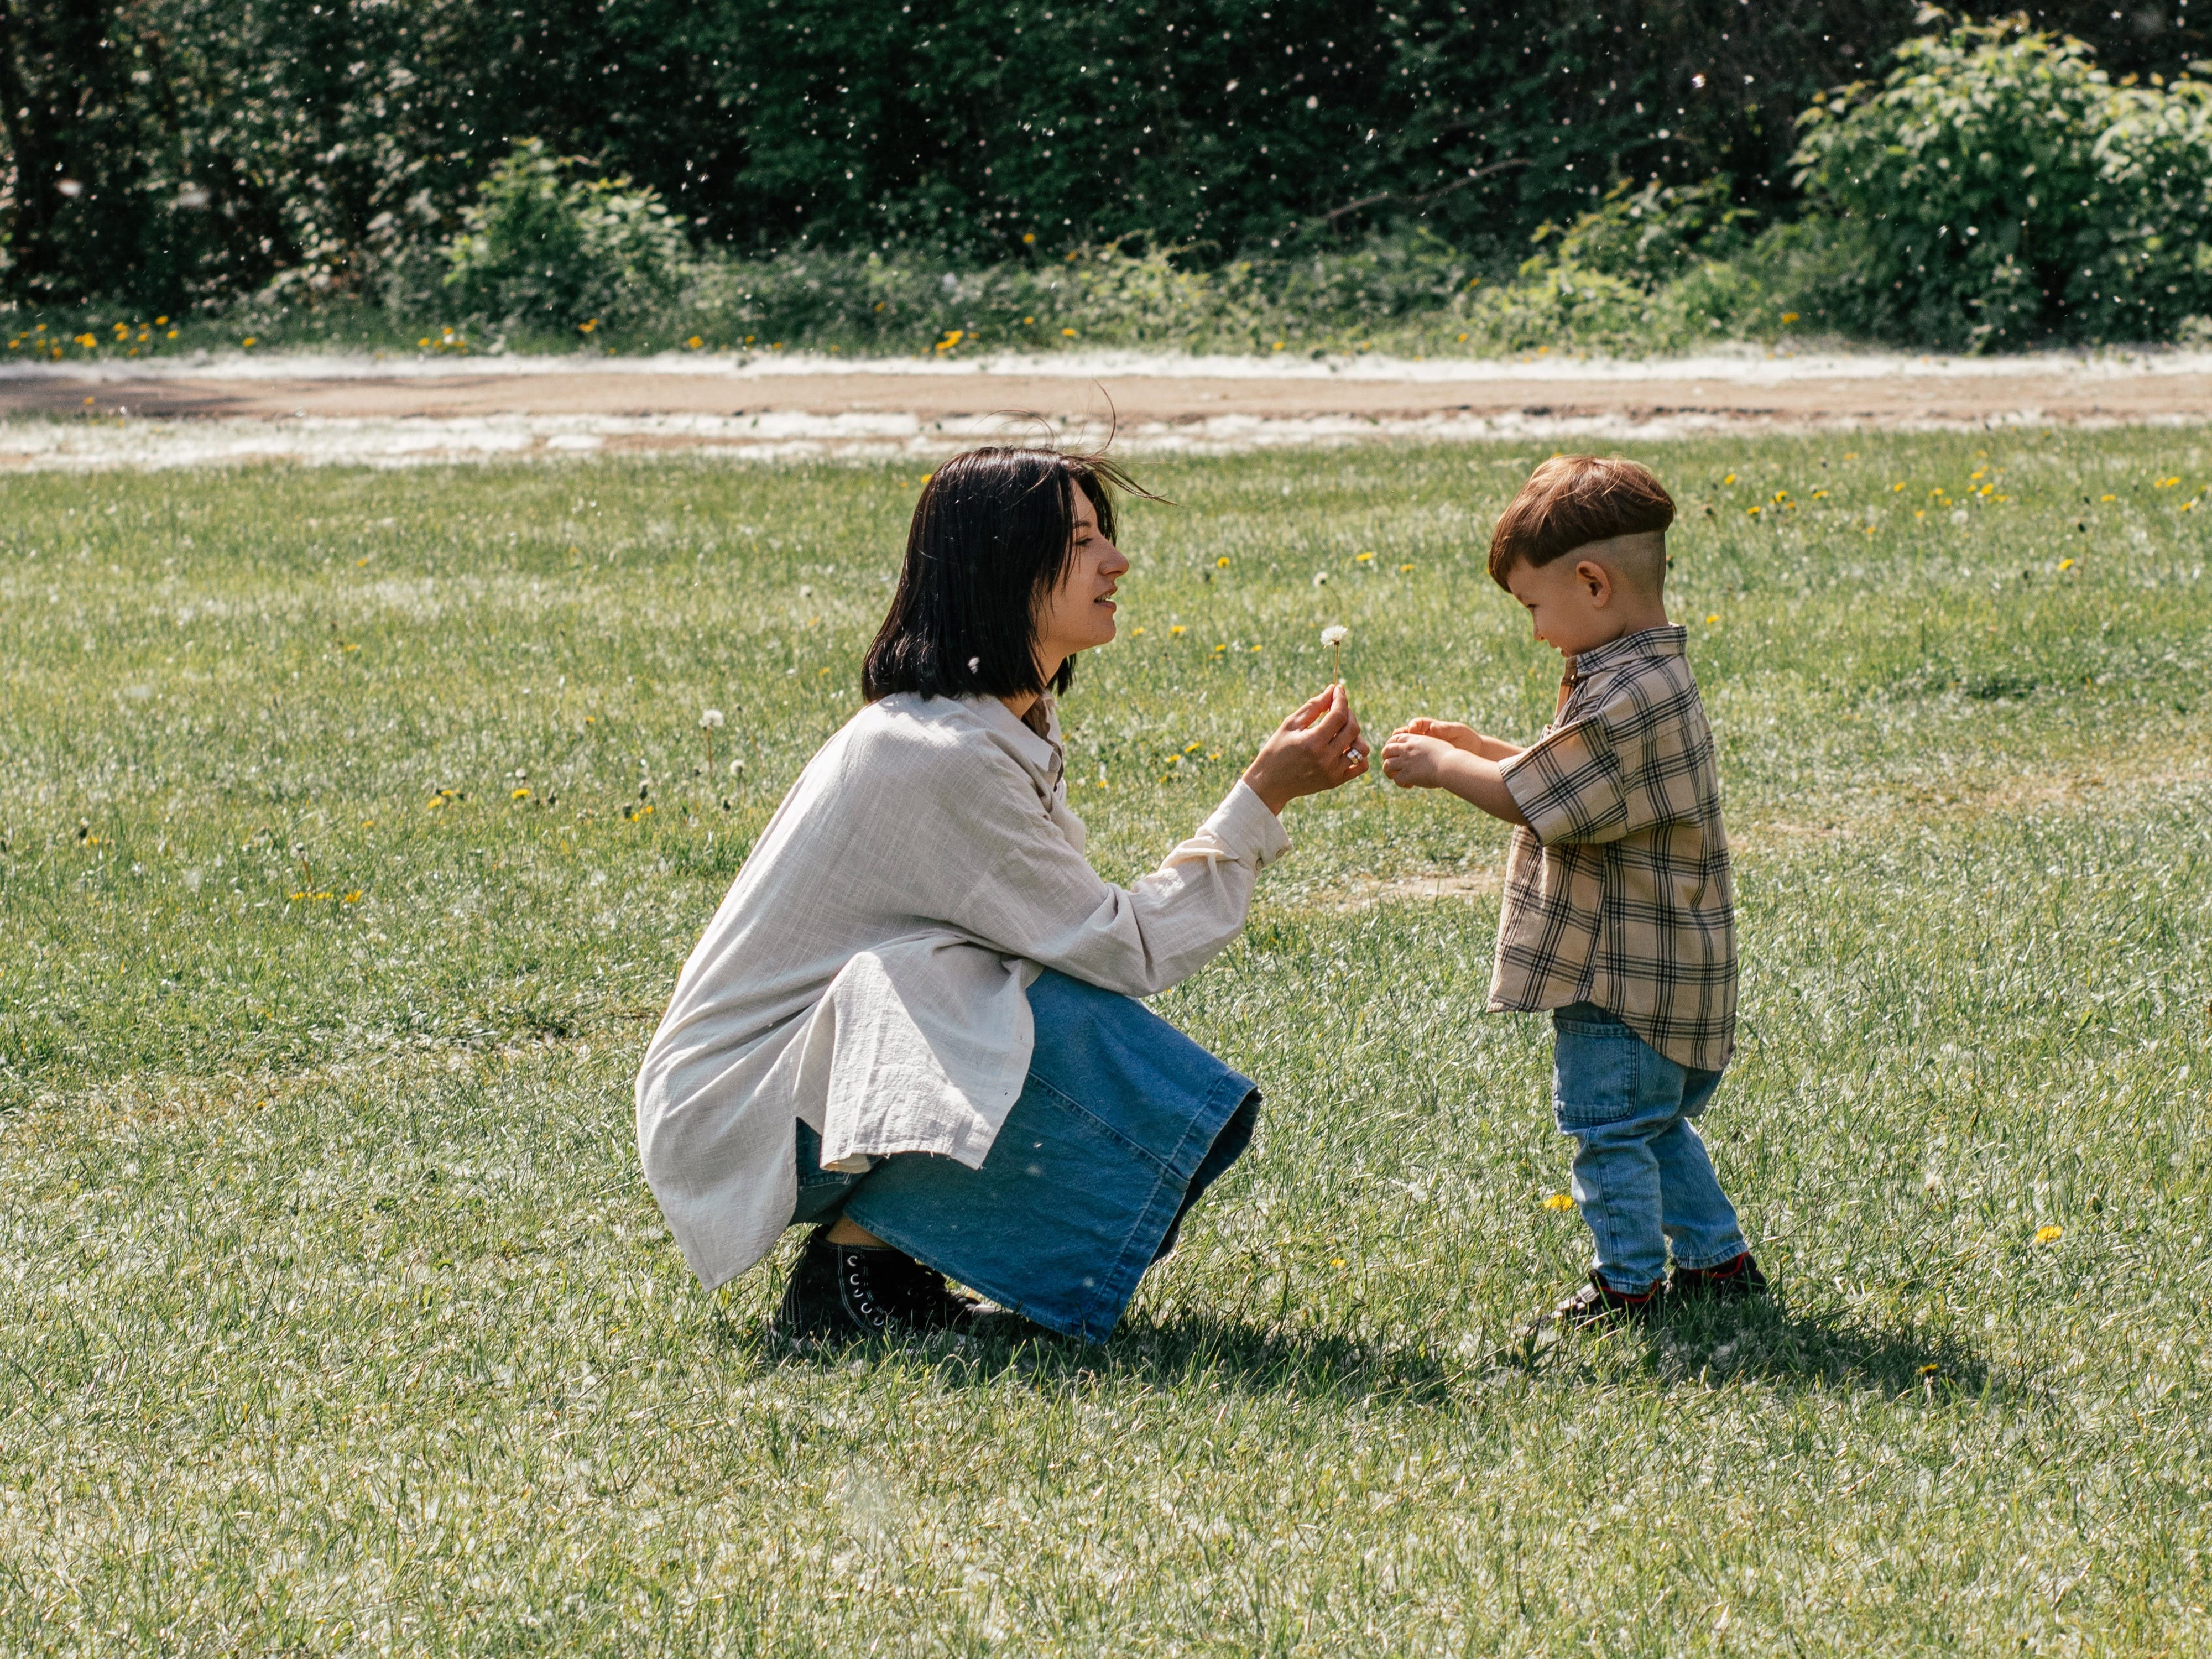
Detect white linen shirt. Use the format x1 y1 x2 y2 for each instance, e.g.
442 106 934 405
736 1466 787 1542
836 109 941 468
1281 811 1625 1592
634 693 1292 1291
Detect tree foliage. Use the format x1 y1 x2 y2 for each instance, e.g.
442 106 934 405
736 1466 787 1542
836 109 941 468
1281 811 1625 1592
1 0 2207 348
1791 17 2212 346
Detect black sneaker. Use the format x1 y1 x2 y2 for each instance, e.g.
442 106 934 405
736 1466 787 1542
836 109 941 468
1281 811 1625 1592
774 1227 978 1340
1542 1269 1662 1332
1670 1252 1769 1302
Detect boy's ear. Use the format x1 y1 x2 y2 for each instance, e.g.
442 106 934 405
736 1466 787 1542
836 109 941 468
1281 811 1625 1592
1575 558 1613 605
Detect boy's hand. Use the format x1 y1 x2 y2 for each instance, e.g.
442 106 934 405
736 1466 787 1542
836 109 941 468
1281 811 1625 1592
1380 727 1531 826
1397 717 1484 754
1379 730 1454 790
1394 717 1523 763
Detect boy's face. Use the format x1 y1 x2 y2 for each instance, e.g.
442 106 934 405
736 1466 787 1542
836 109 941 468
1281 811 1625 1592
1503 552 1633 658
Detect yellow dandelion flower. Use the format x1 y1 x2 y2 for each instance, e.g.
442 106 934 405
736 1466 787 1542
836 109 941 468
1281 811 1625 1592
1781 311 1799 324
1723 473 1736 486
1705 614 1720 624
686 335 703 349
2034 1225 2063 1245
1216 556 1230 568
2060 558 2075 570
1355 551 1376 564
1543 1192 1575 1211
511 787 531 800
1061 327 1077 337
1169 624 1186 636
1131 626 1146 637
1892 482 1907 493
1399 562 1415 572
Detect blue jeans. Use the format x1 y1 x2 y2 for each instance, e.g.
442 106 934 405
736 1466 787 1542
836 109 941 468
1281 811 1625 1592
1552 1002 1747 1295
789 969 1260 1342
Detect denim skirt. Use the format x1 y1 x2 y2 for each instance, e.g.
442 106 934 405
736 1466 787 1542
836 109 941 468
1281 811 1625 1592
789 968 1259 1342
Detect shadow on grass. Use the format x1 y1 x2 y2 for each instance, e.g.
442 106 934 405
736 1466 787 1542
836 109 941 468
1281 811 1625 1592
1614 1297 1991 1397
724 1307 1458 1402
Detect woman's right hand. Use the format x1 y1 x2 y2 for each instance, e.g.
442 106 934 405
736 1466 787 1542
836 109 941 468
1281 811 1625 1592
1241 684 1369 816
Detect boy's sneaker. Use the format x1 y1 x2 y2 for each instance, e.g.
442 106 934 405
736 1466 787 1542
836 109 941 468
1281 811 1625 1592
1542 1269 1662 1331
775 1226 978 1340
1670 1252 1769 1302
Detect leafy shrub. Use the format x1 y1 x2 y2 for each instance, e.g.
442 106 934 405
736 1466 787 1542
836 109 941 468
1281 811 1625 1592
442 142 690 330
1787 20 2212 348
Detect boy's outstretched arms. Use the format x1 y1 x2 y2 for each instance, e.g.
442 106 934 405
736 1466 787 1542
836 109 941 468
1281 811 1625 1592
1379 722 1530 826
1394 718 1524 764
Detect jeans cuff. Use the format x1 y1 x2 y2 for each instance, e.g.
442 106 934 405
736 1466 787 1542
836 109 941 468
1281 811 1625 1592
1672 1241 1749 1272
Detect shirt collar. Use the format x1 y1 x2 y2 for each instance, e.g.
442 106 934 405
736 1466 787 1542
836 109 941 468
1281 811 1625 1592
963 695 1063 785
1568 623 1687 681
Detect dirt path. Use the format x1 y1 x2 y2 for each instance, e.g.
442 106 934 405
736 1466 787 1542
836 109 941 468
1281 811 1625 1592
5 348 2207 467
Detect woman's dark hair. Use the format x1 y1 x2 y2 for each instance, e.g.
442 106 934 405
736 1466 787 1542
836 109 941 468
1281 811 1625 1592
863 446 1151 704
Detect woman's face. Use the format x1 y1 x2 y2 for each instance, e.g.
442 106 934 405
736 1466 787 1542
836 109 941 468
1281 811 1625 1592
1032 486 1130 676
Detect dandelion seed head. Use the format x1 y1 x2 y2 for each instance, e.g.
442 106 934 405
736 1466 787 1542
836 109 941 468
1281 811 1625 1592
700 709 725 729
1319 624 1349 647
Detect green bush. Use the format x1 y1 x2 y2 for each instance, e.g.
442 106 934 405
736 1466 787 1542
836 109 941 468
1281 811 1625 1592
441 141 691 331
1786 19 2212 348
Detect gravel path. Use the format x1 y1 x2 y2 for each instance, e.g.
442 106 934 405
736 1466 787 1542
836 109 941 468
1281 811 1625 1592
6 347 2206 467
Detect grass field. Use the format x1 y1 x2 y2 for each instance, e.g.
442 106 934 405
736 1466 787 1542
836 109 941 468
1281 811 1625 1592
3 433 2209 1655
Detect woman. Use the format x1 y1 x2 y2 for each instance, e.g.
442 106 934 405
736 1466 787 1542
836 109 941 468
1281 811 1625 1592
634 446 1368 1342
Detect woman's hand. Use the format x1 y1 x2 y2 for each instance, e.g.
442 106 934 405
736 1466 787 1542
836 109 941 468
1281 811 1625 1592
1241 684 1369 816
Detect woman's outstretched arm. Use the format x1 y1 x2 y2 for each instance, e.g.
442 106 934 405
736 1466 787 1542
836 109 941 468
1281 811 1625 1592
943 685 1367 998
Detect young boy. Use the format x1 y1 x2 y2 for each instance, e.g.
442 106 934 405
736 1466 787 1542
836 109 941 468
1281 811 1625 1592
1380 455 1764 1327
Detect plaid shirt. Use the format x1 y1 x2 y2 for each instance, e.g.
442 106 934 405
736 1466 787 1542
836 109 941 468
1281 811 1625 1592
1489 624 1736 1072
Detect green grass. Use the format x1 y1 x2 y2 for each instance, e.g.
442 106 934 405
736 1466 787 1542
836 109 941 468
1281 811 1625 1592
3 432 2209 1654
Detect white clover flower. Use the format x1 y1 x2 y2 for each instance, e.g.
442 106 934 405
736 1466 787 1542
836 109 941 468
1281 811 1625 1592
700 709 725 729
1319 624 1349 647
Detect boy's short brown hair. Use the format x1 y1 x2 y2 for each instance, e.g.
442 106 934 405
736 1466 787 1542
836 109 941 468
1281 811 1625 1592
1488 455 1675 589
